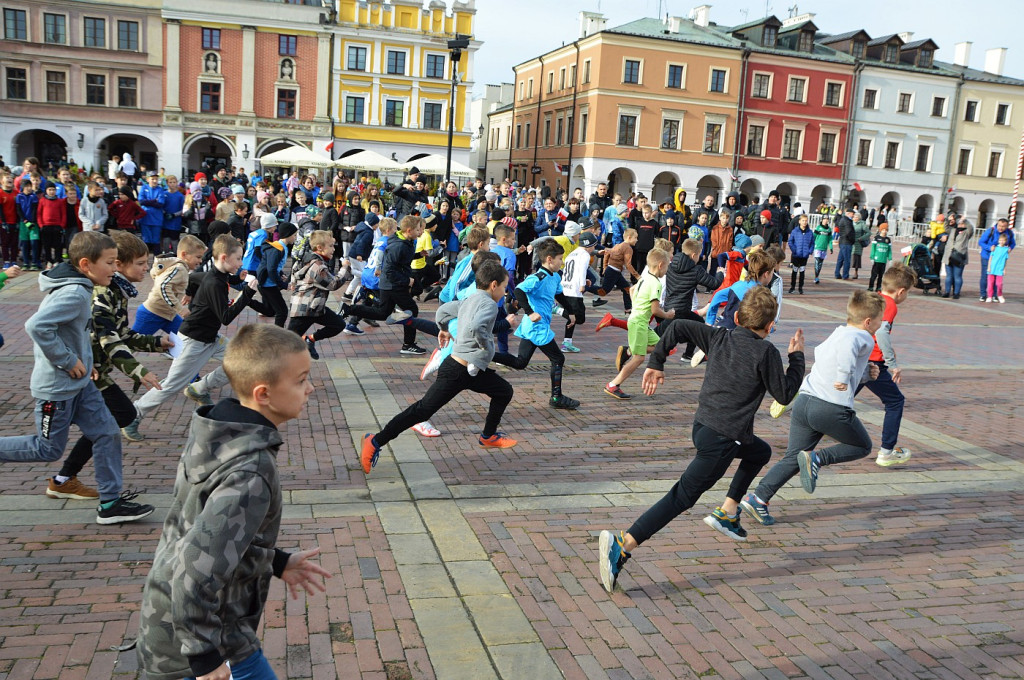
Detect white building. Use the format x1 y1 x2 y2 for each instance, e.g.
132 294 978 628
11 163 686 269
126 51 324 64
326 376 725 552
469 82 513 178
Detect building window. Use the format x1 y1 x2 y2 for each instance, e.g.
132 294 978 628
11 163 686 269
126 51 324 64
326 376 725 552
116 20 139 51
4 8 26 40
798 30 814 52
570 64 576 87
347 46 366 71
566 114 573 144
117 76 137 107
543 118 551 145
884 44 897 63
623 59 640 84
709 69 726 93
746 124 765 156
996 103 1010 126
6 66 26 99
86 74 106 105
44 13 66 44
856 139 872 166
919 49 933 68
385 100 404 126
386 51 406 75
515 124 521 148
84 17 106 48
884 141 900 169
276 89 296 118
964 100 979 122
988 151 1003 177
667 65 684 89
202 28 220 50
852 40 865 59
525 122 531 146
547 71 554 93
825 82 843 107
661 119 679 150
819 132 837 163
556 117 563 145
617 114 637 146
423 102 442 129
787 77 806 103
956 148 972 174
763 25 777 47
915 145 930 172
518 81 524 101
344 96 364 123
782 129 802 160
897 92 912 113
279 35 297 56
527 79 533 98
559 68 565 90
862 89 877 109
426 54 445 79
932 96 946 117
200 82 220 113
46 71 66 103
752 73 771 98
579 112 587 143
583 60 591 84
704 122 723 153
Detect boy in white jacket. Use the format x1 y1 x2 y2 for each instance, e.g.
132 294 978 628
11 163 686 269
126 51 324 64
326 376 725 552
78 181 108 231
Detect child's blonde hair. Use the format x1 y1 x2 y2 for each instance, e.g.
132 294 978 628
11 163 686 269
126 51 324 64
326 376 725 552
309 230 335 251
622 228 638 241
177 234 206 255
681 238 702 257
881 262 917 292
653 237 674 254
377 217 398 234
646 248 670 269
224 324 307 396
846 290 886 324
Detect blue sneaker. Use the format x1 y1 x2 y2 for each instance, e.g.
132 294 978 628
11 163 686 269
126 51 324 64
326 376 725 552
798 450 819 494
598 530 631 593
343 323 364 335
740 492 775 526
703 507 748 541
561 340 581 353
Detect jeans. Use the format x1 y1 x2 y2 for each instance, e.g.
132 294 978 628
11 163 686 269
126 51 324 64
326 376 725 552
134 335 230 418
131 304 183 335
754 393 872 502
944 263 964 295
627 422 771 546
493 338 566 398
61 384 138 479
376 357 513 445
0 381 123 500
854 362 904 450
979 257 990 299
19 239 41 267
187 649 277 680
834 243 852 279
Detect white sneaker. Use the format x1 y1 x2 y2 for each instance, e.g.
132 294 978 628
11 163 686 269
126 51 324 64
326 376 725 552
998 296 1005 304
387 309 413 324
986 297 994 303
419 348 443 380
876 447 912 467
690 349 706 368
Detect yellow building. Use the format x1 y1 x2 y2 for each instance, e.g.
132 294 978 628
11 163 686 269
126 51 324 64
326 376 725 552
331 0 477 171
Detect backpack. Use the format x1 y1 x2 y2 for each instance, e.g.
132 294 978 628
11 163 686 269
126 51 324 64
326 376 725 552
741 209 758 237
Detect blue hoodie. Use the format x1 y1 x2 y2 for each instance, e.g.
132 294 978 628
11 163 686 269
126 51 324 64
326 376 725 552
27 262 96 400
350 218 376 261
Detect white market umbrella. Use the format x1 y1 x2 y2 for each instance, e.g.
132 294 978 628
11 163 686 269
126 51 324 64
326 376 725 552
407 153 477 178
336 150 406 172
258 145 335 169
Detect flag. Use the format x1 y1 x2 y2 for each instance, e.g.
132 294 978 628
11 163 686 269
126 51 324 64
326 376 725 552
325 141 334 152
557 206 569 221
853 182 862 192
554 161 568 175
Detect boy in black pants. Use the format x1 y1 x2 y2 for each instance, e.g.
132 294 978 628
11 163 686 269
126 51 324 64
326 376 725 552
597 287 804 593
661 238 723 360
360 260 517 474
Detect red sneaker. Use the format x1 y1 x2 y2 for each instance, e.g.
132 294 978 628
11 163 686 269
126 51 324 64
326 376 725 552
360 434 380 474
595 312 614 333
604 383 632 400
479 432 517 448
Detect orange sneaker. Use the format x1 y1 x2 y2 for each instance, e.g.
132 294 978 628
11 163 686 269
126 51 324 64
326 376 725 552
360 434 380 474
46 476 99 500
595 312 614 332
479 432 517 448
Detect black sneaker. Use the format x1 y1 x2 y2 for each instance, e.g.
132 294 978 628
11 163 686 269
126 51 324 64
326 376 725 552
400 344 427 355
96 491 155 525
551 394 580 410
591 298 608 307
303 335 320 360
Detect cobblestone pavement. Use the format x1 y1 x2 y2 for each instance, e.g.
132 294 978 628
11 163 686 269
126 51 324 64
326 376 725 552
0 252 1021 680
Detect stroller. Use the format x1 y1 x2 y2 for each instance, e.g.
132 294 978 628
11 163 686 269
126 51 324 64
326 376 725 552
904 243 941 294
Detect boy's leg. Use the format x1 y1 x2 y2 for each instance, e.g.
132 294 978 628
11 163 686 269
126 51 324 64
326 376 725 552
0 397 75 464
287 316 315 338
188 339 231 397
134 336 222 417
213 648 276 680
536 340 568 400
858 365 904 452
467 369 515 438
310 309 346 341
70 382 125 501
374 358 466 446
493 338 537 370
721 434 773 508
260 286 289 327
58 384 137 481
753 393 825 503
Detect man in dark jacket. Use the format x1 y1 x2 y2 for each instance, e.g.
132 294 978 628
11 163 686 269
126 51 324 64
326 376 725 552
833 207 856 279
692 194 720 230
392 168 427 221
588 182 613 217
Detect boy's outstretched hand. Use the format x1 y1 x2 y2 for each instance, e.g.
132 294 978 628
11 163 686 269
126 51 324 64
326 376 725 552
641 368 664 396
437 330 452 348
281 548 331 600
788 329 804 354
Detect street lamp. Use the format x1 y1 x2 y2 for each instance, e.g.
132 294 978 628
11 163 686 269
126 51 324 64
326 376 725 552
242 144 249 160
445 35 470 184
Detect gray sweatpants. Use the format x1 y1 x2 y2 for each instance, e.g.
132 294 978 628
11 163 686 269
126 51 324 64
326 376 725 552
134 334 231 418
754 392 872 502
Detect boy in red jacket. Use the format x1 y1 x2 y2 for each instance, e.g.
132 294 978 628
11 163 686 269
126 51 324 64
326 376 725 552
37 184 66 269
109 186 145 232
0 173 18 267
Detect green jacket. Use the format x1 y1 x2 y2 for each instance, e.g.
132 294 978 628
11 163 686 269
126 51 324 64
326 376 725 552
869 236 893 263
851 220 871 256
91 274 161 391
813 224 832 252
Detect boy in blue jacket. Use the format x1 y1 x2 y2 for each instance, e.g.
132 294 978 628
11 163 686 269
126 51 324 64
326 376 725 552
257 221 298 327
137 171 167 254
342 212 378 303
787 213 814 294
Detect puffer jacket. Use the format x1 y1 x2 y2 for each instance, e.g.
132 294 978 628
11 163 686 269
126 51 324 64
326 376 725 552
664 250 723 314
337 192 364 243
788 225 815 259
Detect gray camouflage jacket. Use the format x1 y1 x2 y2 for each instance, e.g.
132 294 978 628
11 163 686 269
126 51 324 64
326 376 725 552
137 399 291 680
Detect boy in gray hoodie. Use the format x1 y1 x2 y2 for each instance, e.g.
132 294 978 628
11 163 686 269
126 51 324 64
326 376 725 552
138 324 330 680
0 231 154 524
360 259 517 475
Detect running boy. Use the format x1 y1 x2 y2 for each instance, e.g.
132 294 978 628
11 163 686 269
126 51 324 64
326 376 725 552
137 324 330 680
288 230 347 359
132 234 206 336
0 231 155 524
360 260 517 474
742 291 885 525
559 231 599 353
597 287 804 593
599 228 640 312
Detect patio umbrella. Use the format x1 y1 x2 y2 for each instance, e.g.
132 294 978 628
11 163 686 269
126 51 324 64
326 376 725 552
258 145 335 169
336 150 406 172
406 153 477 178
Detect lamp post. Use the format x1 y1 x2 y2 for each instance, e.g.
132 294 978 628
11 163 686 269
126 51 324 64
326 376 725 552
445 35 470 185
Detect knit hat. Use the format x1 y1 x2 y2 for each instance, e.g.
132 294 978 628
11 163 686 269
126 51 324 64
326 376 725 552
256 190 268 204
409 166 420 176
563 221 582 238
217 187 232 200
760 210 772 220
750 235 765 248
194 172 207 181
321 192 335 204
304 206 320 218
277 222 298 239
768 189 780 199
616 203 628 214
687 226 704 241
579 232 599 248
208 220 230 239
231 184 245 195
260 213 278 230
118 186 134 198
734 233 752 250
189 181 202 194
501 216 517 228
365 212 380 226
491 207 506 221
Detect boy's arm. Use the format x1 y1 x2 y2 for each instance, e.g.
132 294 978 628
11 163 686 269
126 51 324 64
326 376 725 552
93 290 161 384
875 320 899 371
695 265 724 291
761 341 805 405
160 266 189 316
647 319 715 370
624 246 640 278
435 299 463 329
207 278 256 326
24 289 88 372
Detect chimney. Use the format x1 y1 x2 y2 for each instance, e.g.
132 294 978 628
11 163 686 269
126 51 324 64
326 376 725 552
692 4 711 27
898 31 913 43
667 16 683 33
953 41 972 67
985 47 1007 75
578 11 607 39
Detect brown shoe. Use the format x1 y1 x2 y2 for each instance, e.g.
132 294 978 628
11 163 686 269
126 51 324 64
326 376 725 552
46 476 99 500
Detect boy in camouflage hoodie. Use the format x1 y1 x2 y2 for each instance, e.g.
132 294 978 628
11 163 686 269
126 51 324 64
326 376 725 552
286 229 346 360
138 324 329 680
47 230 172 501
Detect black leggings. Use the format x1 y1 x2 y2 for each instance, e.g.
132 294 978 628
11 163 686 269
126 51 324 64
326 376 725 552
562 296 586 339
600 267 632 310
376 357 513 444
348 287 419 345
260 286 289 327
60 384 137 479
41 225 63 264
493 338 565 398
288 309 346 341
868 262 886 290
627 422 772 546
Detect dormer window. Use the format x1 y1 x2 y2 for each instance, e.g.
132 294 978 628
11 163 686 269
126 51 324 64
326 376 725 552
919 48 933 68
852 40 865 59
797 30 814 52
884 44 898 63
763 25 777 47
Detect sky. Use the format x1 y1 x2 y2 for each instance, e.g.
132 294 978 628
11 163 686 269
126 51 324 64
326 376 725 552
470 0 1021 96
